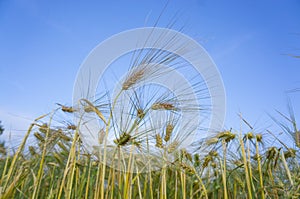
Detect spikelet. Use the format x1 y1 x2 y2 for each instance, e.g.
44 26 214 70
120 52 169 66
58 132 72 142
57 141 68 152
132 140 142 148
217 131 230 138
67 124 77 130
80 99 107 125
61 106 75 113
34 132 45 142
181 149 193 162
57 103 75 113
167 141 179 153
181 163 195 174
84 105 93 113
92 161 99 167
137 108 145 119
206 137 219 145
155 134 163 148
211 162 217 168
226 134 235 143
39 123 48 134
252 153 261 161
122 69 145 90
217 131 236 143
29 146 36 156
114 132 131 146
273 149 280 168
234 176 244 188
186 153 193 162
266 147 277 160
47 132 60 145
151 102 177 111
284 148 296 159
256 134 263 142
194 154 200 167
76 160 85 167
208 150 218 157
245 132 254 140
202 155 212 168
164 124 174 142
53 153 63 165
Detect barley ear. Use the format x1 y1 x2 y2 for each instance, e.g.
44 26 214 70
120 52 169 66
155 134 163 148
164 124 174 142
80 99 107 125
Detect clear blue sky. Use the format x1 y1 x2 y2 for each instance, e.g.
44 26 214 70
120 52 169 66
0 0 300 142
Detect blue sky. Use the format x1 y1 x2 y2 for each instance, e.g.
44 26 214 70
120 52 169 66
0 0 300 142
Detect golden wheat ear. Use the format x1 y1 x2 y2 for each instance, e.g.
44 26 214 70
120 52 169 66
164 124 174 142
122 68 145 90
56 103 76 113
155 134 163 148
79 99 107 125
